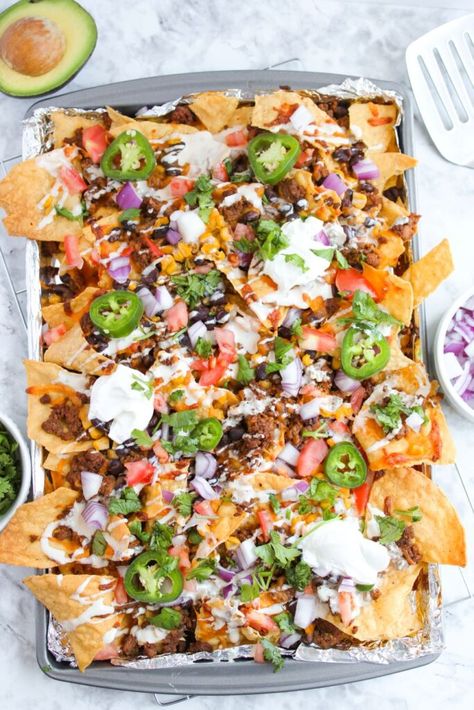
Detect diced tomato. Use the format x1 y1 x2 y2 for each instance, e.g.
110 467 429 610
152 441 169 464
254 641 265 664
82 124 108 163
295 148 314 168
338 591 355 626
296 439 329 477
169 177 194 197
335 268 377 299
257 509 272 541
350 386 366 414
299 326 337 353
153 393 168 413
353 481 370 516
212 162 229 182
169 545 191 572
142 236 163 258
64 234 83 269
43 323 66 346
215 328 237 363
225 129 247 147
330 420 349 435
166 300 188 332
194 500 214 516
246 610 278 633
94 643 119 661
125 459 154 486
114 577 129 605
59 165 87 194
198 362 227 386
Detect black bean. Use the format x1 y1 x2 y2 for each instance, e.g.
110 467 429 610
112 280 130 290
255 363 268 381
179 333 192 349
332 147 351 163
278 326 292 339
40 266 58 284
264 186 277 201
165 167 182 176
228 426 245 442
189 306 209 323
215 309 228 323
217 433 229 448
278 203 293 216
147 412 160 433
210 291 225 305
152 225 169 238
241 209 260 223
107 459 124 476
295 199 308 211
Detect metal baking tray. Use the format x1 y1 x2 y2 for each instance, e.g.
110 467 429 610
25 70 437 696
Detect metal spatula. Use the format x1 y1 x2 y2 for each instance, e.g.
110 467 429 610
406 13 474 167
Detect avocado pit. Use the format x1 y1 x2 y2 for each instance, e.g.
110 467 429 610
0 16 65 76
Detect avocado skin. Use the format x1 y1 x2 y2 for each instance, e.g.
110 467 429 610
0 0 98 97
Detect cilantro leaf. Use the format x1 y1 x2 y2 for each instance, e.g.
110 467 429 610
370 393 417 434
302 422 329 439
162 410 199 432
128 519 151 544
291 318 303 337
195 337 213 358
91 530 107 556
234 236 258 254
335 250 350 269
240 580 260 602
108 487 142 515
256 220 289 261
285 560 312 592
269 493 281 514
131 375 154 399
274 612 296 635
285 253 308 272
236 354 255 385
148 521 174 551
172 491 195 517
266 336 293 374
340 290 401 330
376 515 406 544
312 247 334 262
261 638 284 672
150 608 182 629
169 389 185 404
308 478 338 505
186 557 217 581
132 428 153 448
395 506 423 523
118 208 141 223
256 531 299 569
171 270 222 309
184 174 215 221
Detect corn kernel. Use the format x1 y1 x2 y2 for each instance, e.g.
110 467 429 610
302 354 312 366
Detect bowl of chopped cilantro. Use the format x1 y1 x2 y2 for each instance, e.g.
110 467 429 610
0 413 31 531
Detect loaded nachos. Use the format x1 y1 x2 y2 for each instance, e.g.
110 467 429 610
0 88 466 673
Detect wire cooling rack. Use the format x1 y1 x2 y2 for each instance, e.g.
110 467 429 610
0 57 472 704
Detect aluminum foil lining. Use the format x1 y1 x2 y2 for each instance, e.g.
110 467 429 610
23 77 442 670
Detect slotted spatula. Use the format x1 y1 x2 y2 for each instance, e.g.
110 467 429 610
406 13 474 167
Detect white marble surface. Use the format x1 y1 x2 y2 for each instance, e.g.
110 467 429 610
0 0 473 707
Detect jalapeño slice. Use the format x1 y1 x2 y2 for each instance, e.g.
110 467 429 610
324 442 367 489
192 417 223 451
248 132 301 185
101 129 156 181
89 290 144 338
124 551 183 603
341 326 390 380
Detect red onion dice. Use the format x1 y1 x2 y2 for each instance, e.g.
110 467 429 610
191 477 219 500
116 182 142 210
162 489 174 503
335 369 360 393
166 228 181 245
279 632 302 649
277 442 300 467
281 356 302 397
137 287 161 318
107 255 131 284
236 538 258 569
195 451 217 479
80 471 103 501
217 565 236 583
322 173 347 196
299 397 321 420
188 320 208 348
155 285 174 312
294 594 318 629
351 159 380 181
282 308 302 328
314 229 330 245
81 500 108 530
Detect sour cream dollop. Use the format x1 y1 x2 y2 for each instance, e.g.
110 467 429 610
88 364 154 444
298 517 390 585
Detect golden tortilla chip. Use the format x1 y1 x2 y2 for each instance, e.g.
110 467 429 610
251 90 331 129
380 196 409 226
210 502 248 542
382 272 414 326
191 92 239 133
348 101 398 153
384 336 415 371
0 160 82 242
24 359 108 455
371 152 417 193
227 105 253 128
109 120 198 141
251 472 294 492
0 488 79 567
44 323 115 376
368 468 466 565
106 105 132 127
402 239 454 307
377 233 405 269
24 574 118 671
353 365 456 469
42 287 102 329
51 111 105 148
326 565 422 641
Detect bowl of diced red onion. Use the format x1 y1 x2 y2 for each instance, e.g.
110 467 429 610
434 288 474 422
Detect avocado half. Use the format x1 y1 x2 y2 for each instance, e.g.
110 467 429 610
0 0 97 97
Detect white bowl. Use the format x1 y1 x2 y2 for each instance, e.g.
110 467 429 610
0 413 31 532
433 286 474 424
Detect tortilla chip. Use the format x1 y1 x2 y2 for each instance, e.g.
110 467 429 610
371 152 417 192
106 105 133 127
109 120 198 141
380 195 409 226
44 323 115 376
0 160 82 242
326 565 422 641
251 90 331 129
0 488 79 567
42 287 102 329
368 468 466 565
348 101 398 153
227 106 253 128
353 365 456 468
377 233 405 269
51 111 105 148
191 92 239 133
210 502 248 543
384 336 415 371
24 359 108 455
402 239 454 307
382 272 414 326
251 472 294 492
24 574 118 671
